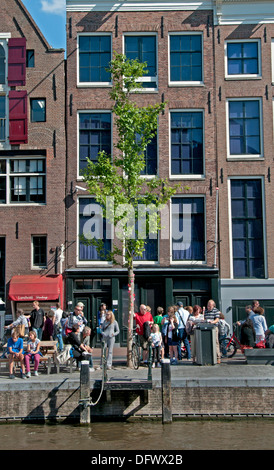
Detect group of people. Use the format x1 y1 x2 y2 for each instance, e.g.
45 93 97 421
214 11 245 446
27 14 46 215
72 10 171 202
237 300 273 348
134 300 230 366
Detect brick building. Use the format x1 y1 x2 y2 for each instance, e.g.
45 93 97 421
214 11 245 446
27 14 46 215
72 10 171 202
0 0 66 324
65 0 219 345
214 0 274 327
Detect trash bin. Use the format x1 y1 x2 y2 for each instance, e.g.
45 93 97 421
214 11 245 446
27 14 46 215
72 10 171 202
194 323 217 365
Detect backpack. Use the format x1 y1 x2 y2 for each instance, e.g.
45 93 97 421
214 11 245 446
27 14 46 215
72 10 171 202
143 321 152 340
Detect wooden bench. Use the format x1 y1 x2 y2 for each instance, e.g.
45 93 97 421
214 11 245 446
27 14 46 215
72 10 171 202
0 340 58 375
244 348 274 365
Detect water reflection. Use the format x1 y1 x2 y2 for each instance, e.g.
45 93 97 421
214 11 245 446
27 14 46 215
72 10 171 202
0 419 273 450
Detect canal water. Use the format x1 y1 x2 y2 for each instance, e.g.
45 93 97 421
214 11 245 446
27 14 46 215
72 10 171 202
0 418 273 450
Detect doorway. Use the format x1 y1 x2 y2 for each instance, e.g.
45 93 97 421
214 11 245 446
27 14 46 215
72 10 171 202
74 293 112 346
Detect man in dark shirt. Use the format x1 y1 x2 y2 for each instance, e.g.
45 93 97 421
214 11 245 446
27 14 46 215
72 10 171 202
29 301 45 340
67 325 91 367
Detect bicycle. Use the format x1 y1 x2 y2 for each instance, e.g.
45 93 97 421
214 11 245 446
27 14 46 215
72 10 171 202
131 328 141 370
223 323 253 358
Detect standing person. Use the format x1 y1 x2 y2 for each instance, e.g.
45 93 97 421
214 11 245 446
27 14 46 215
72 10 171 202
75 303 88 334
24 330 41 377
98 303 107 328
186 305 204 363
204 299 221 364
42 310 55 341
29 301 45 340
100 311 120 370
218 313 230 357
4 308 29 338
134 304 153 364
176 302 191 361
82 326 94 371
163 307 179 365
7 331 26 379
153 307 164 332
250 306 268 344
240 319 256 347
149 323 162 368
53 302 63 352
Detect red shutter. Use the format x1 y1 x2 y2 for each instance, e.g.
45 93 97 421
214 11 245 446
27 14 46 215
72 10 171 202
9 90 28 144
8 38 26 87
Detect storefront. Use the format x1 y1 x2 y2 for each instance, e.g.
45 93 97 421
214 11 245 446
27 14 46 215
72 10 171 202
65 267 219 347
8 274 64 318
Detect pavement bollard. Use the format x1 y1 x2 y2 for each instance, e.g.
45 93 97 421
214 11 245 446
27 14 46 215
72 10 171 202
161 358 172 424
79 360 91 424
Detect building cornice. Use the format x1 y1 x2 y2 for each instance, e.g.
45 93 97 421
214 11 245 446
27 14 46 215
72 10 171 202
66 0 274 25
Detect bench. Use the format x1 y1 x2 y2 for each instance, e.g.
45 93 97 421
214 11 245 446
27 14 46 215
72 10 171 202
0 340 58 375
244 348 274 365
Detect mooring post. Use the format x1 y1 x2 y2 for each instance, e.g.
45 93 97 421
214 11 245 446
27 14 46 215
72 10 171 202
161 358 172 424
80 360 90 424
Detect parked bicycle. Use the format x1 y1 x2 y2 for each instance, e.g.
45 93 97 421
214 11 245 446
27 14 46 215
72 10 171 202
223 323 252 358
131 328 141 370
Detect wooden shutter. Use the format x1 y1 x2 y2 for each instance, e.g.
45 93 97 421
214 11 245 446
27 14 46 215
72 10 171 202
9 90 28 144
8 38 26 87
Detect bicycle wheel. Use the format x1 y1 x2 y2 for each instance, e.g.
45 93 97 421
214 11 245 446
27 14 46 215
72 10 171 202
224 337 237 358
132 343 140 370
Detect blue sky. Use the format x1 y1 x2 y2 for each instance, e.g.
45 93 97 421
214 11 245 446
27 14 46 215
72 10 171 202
22 0 66 50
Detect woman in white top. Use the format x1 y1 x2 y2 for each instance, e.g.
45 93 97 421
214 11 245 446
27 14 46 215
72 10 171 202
250 307 268 344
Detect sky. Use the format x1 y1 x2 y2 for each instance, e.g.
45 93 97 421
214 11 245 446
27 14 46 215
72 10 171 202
22 0 66 50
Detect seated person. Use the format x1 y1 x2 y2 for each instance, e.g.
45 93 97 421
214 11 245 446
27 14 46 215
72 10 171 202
7 331 26 379
67 325 92 368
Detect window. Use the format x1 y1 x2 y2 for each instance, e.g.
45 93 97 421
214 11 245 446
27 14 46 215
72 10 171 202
79 112 111 173
230 179 265 278
32 236 47 268
26 50 35 68
30 99 46 122
0 44 5 84
0 96 6 142
228 99 262 157
170 111 204 176
169 33 203 84
124 34 157 90
172 197 205 261
0 158 46 204
79 197 111 262
78 35 111 84
226 40 260 78
135 133 157 176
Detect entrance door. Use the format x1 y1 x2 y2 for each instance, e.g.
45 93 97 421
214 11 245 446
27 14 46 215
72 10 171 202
74 293 112 346
174 294 209 309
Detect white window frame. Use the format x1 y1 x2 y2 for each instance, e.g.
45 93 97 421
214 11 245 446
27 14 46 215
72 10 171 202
76 195 112 267
225 39 261 80
169 109 205 180
227 176 267 280
226 97 263 160
170 194 207 265
77 33 112 88
168 31 204 87
77 110 112 179
123 32 158 93
0 156 46 205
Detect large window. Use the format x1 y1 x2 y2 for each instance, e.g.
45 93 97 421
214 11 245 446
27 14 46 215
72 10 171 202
32 236 47 268
169 33 203 84
226 40 260 78
170 111 203 176
230 179 265 279
135 133 157 176
228 99 262 157
79 112 111 173
79 197 111 262
172 197 205 261
0 158 46 204
78 35 111 84
124 34 157 90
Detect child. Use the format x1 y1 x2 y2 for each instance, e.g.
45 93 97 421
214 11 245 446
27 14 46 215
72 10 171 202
7 331 26 379
218 313 230 357
150 323 162 368
24 330 41 377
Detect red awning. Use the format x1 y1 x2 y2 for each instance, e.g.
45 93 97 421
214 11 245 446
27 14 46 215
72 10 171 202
8 274 63 302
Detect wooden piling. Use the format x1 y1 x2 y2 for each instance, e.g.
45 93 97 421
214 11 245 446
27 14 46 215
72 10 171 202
161 359 172 424
79 360 91 424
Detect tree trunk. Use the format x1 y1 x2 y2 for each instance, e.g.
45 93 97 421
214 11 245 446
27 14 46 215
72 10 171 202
127 263 135 368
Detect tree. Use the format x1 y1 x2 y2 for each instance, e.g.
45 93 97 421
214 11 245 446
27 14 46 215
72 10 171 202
82 52 179 367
